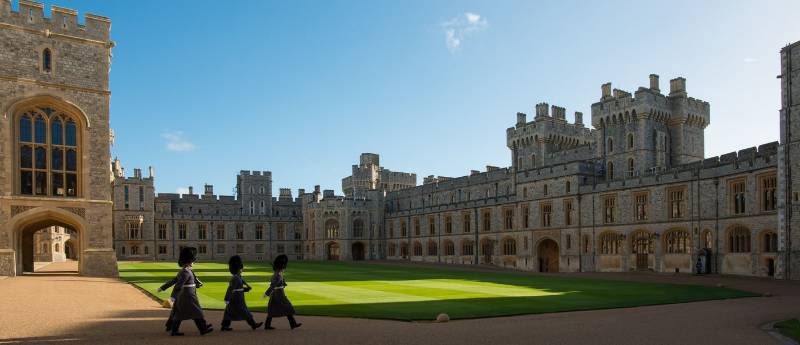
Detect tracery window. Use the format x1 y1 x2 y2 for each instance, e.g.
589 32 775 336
599 232 622 255
444 241 455 256
427 241 437 256
325 219 339 239
728 226 751 253
17 107 79 197
502 238 517 255
462 240 474 256
353 219 365 238
762 231 778 253
664 229 690 254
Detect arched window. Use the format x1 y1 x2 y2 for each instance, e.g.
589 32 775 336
728 226 751 253
17 107 80 197
607 161 614 180
599 232 622 254
413 241 423 256
502 238 517 255
260 201 265 214
325 219 339 239
664 229 690 254
400 243 409 256
54 243 60 252
702 230 712 249
462 240 474 256
607 137 613 153
565 181 571 193
631 231 653 254
627 158 634 177
42 48 52 72
444 240 455 256
762 231 778 252
249 200 254 215
427 241 437 256
353 219 365 238
627 133 634 149
388 243 396 256
144 246 149 255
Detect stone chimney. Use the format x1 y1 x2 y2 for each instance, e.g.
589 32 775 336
601 82 612 100
148 166 154 178
649 74 660 92
669 77 686 97
133 168 142 179
188 186 194 195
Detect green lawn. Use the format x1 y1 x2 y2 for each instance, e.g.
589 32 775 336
775 319 800 342
118 261 756 321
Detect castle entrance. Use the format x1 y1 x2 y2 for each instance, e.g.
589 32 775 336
537 239 559 272
351 242 365 261
327 242 341 260
15 213 82 275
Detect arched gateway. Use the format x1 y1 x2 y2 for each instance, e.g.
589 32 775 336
537 239 559 273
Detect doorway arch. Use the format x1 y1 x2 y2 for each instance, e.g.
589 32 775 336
351 242 365 261
326 242 341 260
10 206 85 275
537 238 559 273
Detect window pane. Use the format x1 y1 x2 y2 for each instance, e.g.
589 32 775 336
52 147 63 171
66 173 77 197
19 115 32 142
35 171 47 195
34 116 46 144
20 171 33 195
52 172 64 196
66 149 77 171
51 119 63 145
65 120 76 146
20 145 32 168
35 146 47 169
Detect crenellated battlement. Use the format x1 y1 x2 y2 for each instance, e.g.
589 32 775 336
0 0 111 43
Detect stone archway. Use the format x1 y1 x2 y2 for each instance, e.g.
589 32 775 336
326 242 341 260
537 239 559 273
351 242 365 261
12 207 85 275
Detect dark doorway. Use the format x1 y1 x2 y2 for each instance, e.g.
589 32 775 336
352 242 365 261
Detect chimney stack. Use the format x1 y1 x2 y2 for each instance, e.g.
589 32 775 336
148 166 154 178
601 82 612 100
649 74 660 92
133 168 142 179
669 77 686 96
188 186 194 195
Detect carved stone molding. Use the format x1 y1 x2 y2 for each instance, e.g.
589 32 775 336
10 205 37 217
60 207 86 219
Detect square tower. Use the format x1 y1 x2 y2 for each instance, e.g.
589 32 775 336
0 1 117 276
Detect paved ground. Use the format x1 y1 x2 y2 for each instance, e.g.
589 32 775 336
0 266 798 345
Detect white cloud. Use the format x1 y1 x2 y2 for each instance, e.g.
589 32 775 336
442 12 488 53
743 57 757 63
176 187 191 195
161 130 196 152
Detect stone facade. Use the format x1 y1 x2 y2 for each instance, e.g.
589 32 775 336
0 1 117 276
342 153 416 198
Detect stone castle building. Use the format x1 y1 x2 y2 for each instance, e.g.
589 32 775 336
0 1 117 276
0 1 798 280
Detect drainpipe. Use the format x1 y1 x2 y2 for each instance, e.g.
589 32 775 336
714 178 720 273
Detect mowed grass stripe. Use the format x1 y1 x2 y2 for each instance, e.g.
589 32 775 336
119 261 757 321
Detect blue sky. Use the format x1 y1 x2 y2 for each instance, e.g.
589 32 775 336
22 0 800 196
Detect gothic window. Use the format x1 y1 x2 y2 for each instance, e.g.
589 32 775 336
444 240 455 256
198 223 207 240
255 224 264 240
762 231 778 253
445 216 452 234
482 210 491 232
353 219 364 238
157 223 167 240
522 205 530 228
463 214 471 233
388 243 397 256
413 241 423 256
260 201 265 215
236 224 245 240
627 158 634 177
462 240 474 256
178 223 187 240
633 192 648 221
249 201 254 215
17 107 80 197
728 225 750 253
504 209 513 230
540 203 552 227
760 174 777 212
427 241 437 256
664 229 690 254
126 222 140 240
606 161 614 180
502 238 517 255
400 243 408 256
216 224 226 240
42 48 52 73
565 181 571 193
138 186 144 210
124 186 129 209
325 219 339 239
564 199 573 226
400 221 407 236
428 216 436 235
603 196 615 224
599 232 622 255
729 179 746 215
668 187 686 219
627 133 634 149
631 231 653 254
543 184 548 196
607 137 613 153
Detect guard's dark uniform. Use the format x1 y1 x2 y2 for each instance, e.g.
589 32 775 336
266 272 296 317
221 274 260 329
160 272 202 332
172 267 205 320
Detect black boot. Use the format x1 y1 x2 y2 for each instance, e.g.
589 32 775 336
247 317 263 330
221 319 233 331
264 316 275 330
288 315 302 330
165 319 173 333
170 320 184 336
195 319 214 335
